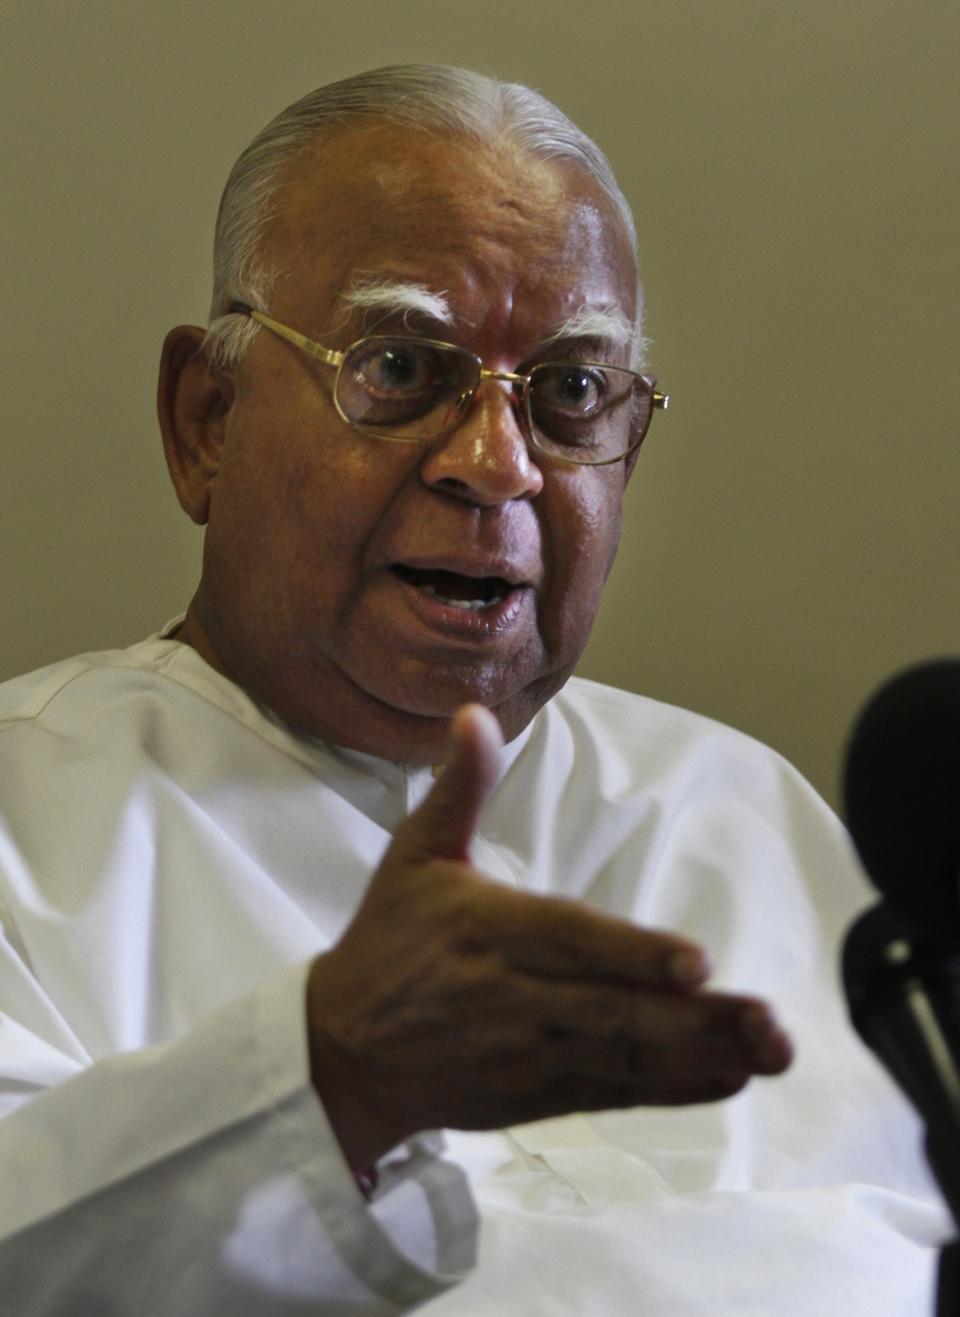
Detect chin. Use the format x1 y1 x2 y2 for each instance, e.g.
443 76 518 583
368 662 573 757
367 657 534 719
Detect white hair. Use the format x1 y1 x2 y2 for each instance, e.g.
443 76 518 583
205 64 644 371
545 305 637 357
337 277 454 333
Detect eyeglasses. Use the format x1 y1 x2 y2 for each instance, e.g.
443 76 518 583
232 304 669 467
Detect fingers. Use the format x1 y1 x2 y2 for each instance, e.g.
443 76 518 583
479 886 713 990
537 983 794 1086
416 973 794 1131
458 980 793 1125
389 704 504 863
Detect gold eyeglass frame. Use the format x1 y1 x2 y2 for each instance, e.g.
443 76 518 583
233 304 670 467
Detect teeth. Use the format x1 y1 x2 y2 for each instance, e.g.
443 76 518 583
421 584 505 611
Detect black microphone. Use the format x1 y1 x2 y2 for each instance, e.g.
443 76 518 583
841 660 960 1309
843 658 960 939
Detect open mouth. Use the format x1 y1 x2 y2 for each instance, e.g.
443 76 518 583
392 565 514 612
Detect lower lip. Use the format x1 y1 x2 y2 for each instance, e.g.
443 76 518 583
391 571 530 640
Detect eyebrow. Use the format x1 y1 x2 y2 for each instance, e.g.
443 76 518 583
336 279 645 365
338 277 454 330
544 306 635 356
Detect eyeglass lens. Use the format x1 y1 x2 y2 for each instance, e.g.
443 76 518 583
526 362 651 461
336 337 651 462
337 339 476 436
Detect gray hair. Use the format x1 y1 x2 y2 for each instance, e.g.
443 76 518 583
205 64 643 371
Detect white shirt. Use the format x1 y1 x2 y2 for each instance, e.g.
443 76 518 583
0 622 949 1314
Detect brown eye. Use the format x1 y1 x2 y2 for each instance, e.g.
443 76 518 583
526 363 641 459
532 365 608 417
352 342 442 399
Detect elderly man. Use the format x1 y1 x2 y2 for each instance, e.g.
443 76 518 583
0 65 947 1313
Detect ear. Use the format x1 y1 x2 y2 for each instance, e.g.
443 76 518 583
157 325 235 526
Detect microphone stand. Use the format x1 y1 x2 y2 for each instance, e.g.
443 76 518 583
844 902 960 1317
934 1221 960 1316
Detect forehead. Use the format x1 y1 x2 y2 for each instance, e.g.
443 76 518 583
263 123 637 342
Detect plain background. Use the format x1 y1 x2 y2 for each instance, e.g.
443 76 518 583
2 0 957 809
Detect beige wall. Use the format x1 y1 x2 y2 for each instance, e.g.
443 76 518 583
3 0 958 809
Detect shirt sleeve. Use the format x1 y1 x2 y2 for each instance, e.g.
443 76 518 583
0 955 477 1315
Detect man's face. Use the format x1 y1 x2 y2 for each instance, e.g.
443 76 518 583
184 124 640 762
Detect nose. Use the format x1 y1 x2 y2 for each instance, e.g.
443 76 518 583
418 378 544 504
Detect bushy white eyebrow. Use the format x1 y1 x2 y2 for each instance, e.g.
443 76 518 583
338 277 453 327
545 305 635 353
337 281 647 366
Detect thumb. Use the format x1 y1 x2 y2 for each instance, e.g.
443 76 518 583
391 704 504 863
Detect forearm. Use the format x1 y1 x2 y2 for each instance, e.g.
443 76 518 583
0 960 475 1314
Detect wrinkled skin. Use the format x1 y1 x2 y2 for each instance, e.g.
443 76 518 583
161 125 641 764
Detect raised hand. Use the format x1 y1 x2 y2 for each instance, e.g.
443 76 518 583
306 705 793 1170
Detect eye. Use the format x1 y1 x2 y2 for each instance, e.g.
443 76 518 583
351 341 443 399
526 363 640 456
532 364 609 417
338 337 479 432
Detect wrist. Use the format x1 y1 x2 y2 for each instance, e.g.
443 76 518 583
305 953 408 1170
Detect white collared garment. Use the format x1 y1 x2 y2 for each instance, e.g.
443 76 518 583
0 622 950 1314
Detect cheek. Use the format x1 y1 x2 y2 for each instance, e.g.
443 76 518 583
215 403 404 580
540 471 624 644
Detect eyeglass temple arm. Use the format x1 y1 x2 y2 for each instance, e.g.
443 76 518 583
233 305 344 369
